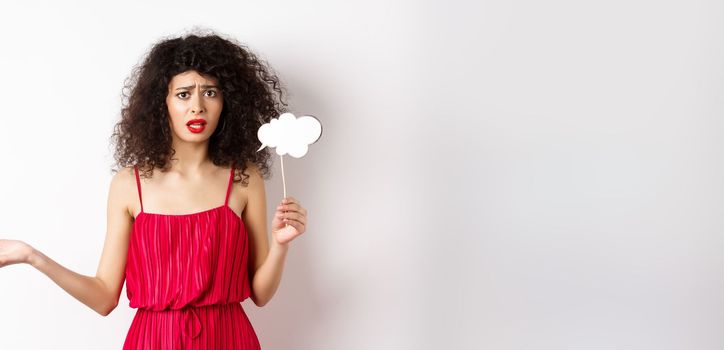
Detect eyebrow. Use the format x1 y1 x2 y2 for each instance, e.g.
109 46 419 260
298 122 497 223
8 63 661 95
175 84 219 90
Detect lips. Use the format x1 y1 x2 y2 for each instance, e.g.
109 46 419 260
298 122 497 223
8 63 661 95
186 119 207 126
186 119 207 133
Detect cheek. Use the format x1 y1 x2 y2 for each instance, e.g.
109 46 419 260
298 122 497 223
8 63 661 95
210 99 224 113
168 117 181 131
167 99 184 115
166 101 185 127
209 100 224 124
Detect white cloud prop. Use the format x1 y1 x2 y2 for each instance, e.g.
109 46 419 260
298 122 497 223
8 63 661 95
257 112 322 158
256 112 322 236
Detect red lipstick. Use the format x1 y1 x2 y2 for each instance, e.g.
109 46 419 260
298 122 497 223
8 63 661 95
186 119 207 133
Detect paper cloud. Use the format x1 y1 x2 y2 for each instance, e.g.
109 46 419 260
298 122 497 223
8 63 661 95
257 112 322 158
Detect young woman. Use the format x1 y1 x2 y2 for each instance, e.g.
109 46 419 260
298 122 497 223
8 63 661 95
0 31 308 349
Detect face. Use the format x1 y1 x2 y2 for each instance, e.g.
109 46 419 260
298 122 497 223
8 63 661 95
165 70 224 143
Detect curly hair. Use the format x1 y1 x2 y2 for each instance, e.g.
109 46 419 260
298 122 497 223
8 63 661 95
110 29 289 186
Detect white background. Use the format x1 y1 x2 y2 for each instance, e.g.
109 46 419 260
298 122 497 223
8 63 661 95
0 0 722 349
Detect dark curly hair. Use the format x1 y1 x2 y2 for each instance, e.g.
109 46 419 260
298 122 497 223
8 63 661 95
110 29 289 186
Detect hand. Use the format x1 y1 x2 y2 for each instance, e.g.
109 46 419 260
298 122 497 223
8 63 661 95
0 239 35 268
271 196 307 245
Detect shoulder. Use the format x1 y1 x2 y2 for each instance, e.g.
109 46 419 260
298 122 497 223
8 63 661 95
244 161 261 178
111 166 136 188
241 161 263 187
109 167 137 217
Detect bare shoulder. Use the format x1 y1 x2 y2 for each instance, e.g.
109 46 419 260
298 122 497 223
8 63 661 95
112 166 135 181
244 162 267 192
244 161 262 181
232 161 259 189
236 161 264 215
109 167 136 219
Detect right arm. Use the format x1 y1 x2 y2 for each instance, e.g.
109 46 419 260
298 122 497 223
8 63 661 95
3 168 134 316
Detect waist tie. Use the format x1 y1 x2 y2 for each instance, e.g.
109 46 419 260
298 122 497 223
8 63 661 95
181 306 203 340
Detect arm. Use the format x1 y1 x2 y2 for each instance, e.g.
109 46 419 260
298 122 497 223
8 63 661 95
28 168 133 316
243 163 306 307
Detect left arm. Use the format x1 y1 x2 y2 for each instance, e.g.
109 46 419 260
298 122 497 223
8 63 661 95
242 163 307 307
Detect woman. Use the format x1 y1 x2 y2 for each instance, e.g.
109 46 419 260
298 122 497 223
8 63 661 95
0 31 307 349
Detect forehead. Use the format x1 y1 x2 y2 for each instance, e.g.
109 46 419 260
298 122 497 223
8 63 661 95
168 70 219 87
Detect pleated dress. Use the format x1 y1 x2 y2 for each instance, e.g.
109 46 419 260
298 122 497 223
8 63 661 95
123 166 261 349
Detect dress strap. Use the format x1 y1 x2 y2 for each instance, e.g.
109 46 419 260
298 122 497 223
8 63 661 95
134 166 144 213
224 167 234 206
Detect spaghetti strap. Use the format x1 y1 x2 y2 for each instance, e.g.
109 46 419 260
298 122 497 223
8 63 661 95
224 167 234 206
134 166 144 213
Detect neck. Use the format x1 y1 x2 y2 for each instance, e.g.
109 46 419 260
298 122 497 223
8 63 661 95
168 135 212 175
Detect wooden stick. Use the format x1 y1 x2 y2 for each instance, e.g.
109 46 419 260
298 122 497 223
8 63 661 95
280 154 289 228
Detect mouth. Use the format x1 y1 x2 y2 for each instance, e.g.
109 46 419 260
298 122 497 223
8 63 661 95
186 119 207 133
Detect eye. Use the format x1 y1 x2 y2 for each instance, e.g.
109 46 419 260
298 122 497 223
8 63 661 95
205 90 218 97
176 91 189 99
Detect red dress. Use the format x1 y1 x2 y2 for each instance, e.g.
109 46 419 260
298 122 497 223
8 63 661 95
123 166 261 349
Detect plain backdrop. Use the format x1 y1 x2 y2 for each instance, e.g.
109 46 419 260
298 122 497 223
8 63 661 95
0 0 723 349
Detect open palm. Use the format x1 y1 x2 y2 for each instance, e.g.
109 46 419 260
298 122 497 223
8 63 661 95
0 239 34 268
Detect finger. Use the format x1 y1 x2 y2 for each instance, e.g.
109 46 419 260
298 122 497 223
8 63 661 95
281 217 297 228
287 203 303 212
277 212 292 222
283 212 306 226
277 203 302 213
284 197 300 206
283 219 304 234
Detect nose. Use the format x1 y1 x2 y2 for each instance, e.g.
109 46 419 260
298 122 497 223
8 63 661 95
190 93 205 115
